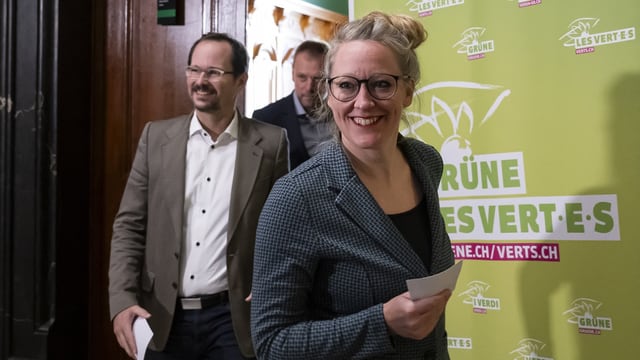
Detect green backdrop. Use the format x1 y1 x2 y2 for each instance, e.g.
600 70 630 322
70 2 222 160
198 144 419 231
350 0 639 358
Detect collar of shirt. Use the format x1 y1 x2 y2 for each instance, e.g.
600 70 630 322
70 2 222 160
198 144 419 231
188 111 239 144
292 91 307 118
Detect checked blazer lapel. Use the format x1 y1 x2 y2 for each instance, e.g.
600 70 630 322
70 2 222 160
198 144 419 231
323 142 427 278
398 137 454 275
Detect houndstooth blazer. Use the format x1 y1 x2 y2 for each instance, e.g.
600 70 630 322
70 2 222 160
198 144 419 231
251 136 454 359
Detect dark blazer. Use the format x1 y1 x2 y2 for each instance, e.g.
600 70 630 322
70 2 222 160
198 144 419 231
108 113 289 357
251 137 454 360
252 92 308 169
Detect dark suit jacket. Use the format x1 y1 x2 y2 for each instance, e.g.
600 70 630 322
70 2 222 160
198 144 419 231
252 92 309 169
108 113 289 357
251 137 454 359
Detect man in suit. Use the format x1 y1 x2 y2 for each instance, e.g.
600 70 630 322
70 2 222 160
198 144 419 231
252 40 332 169
108 32 289 360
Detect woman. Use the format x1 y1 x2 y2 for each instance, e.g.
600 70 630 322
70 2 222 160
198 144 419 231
251 11 455 359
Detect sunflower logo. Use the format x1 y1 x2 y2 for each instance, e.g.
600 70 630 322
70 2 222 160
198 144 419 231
403 81 511 164
510 338 554 360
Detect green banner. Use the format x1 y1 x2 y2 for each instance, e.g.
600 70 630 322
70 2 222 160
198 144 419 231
350 0 639 358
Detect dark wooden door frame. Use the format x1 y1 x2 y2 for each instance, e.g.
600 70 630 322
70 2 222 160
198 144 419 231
1 0 249 358
87 1 248 359
0 0 72 358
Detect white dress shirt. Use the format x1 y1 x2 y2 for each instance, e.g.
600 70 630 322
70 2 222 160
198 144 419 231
180 112 238 297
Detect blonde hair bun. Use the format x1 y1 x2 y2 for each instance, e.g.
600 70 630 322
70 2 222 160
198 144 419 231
362 11 428 50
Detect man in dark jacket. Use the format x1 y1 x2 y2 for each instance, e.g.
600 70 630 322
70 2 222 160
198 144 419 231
252 40 332 169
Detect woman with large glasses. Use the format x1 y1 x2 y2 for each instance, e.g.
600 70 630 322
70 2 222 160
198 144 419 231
251 11 455 360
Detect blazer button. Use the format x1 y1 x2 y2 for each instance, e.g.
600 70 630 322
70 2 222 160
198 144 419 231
171 282 178 289
174 252 179 259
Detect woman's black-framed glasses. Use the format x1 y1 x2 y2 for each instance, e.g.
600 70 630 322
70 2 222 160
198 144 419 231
327 73 409 102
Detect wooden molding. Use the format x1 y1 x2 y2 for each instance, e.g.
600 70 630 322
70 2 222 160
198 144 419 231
269 0 347 23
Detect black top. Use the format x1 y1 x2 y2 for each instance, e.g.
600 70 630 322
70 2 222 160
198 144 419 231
388 197 432 272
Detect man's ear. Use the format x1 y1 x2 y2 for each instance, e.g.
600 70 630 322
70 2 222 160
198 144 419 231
237 72 248 88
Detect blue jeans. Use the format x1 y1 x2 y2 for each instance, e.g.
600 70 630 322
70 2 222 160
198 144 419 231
145 303 249 360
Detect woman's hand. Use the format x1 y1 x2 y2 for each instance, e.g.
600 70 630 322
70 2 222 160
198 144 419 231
382 290 452 340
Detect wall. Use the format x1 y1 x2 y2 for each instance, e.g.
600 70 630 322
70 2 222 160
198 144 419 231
303 0 348 15
351 1 639 359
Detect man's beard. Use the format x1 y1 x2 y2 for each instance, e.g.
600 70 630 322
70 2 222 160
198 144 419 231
300 93 320 113
192 83 220 112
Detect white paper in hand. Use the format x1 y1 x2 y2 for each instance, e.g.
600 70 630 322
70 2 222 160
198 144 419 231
133 317 153 360
406 261 463 300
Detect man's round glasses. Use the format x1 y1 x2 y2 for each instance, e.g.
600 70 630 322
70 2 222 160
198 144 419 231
327 73 408 102
185 66 234 81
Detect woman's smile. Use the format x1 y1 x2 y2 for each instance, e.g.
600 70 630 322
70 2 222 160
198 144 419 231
350 115 381 126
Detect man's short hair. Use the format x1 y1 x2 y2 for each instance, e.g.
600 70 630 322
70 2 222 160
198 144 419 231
187 32 249 76
293 40 328 61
